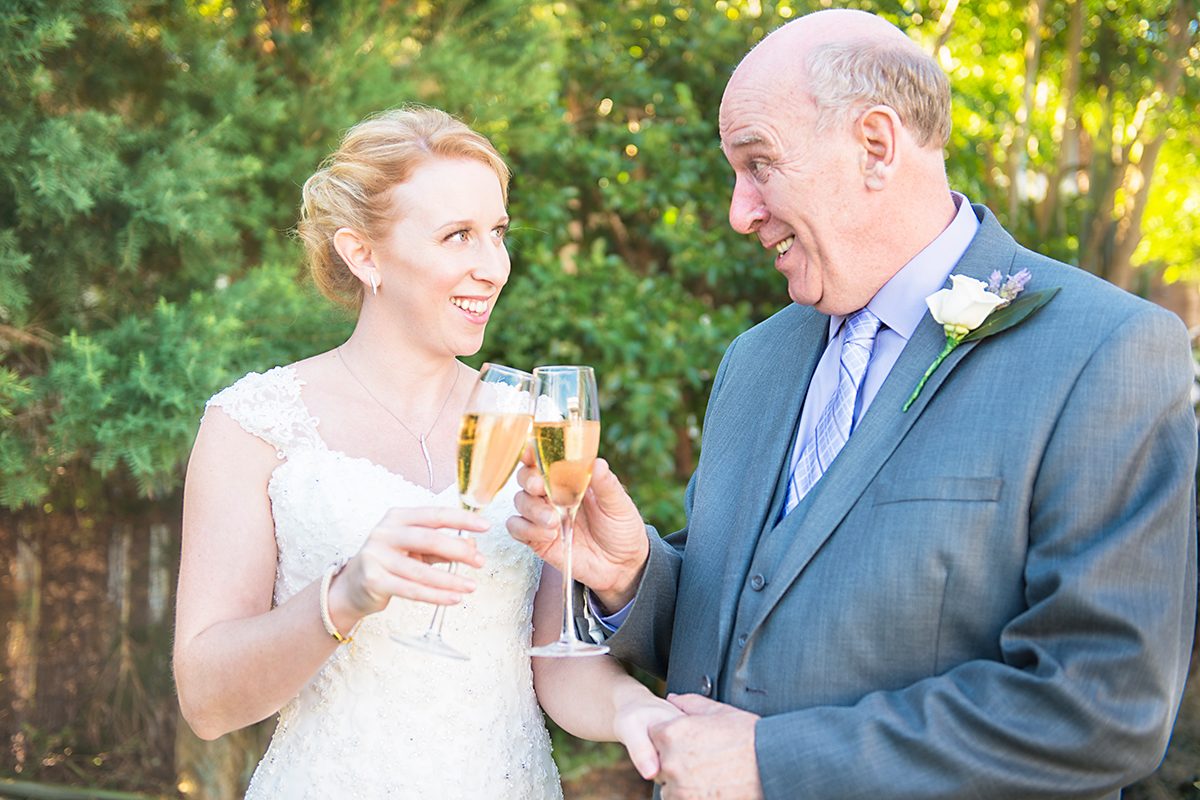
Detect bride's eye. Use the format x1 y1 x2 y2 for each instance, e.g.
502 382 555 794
446 229 470 243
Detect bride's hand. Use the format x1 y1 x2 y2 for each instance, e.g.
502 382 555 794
612 686 684 781
329 507 489 626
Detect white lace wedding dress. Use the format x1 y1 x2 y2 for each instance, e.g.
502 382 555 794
207 366 562 800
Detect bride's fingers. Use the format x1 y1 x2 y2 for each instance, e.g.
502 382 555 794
386 526 486 569
369 559 477 605
379 506 491 537
612 698 681 781
353 536 480 604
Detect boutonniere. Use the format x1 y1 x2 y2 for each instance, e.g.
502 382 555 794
903 269 1060 411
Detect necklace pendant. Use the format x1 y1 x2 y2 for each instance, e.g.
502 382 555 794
418 435 434 489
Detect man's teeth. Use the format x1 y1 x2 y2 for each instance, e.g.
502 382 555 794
451 297 487 314
776 236 794 255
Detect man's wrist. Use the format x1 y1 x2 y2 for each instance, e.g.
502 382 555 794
594 551 648 614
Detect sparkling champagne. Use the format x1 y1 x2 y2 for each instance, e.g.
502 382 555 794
532 420 601 510
457 412 533 511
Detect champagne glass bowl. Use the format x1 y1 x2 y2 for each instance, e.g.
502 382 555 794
395 363 534 660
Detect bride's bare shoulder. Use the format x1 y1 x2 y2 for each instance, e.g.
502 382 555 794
290 349 345 387
288 349 356 411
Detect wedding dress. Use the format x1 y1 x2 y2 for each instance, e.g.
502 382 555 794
207 366 562 800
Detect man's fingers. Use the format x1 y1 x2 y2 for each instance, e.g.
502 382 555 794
519 442 537 468
584 459 626 511
666 692 727 716
505 514 557 552
515 460 546 495
512 484 560 531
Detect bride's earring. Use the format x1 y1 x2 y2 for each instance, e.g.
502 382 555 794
370 271 379 296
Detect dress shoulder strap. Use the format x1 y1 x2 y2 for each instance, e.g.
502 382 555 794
205 366 322 459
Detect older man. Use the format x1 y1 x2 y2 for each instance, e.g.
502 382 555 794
513 9 1196 799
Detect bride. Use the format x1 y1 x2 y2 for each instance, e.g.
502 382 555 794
172 107 559 798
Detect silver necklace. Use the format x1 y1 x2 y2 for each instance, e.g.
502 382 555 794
336 347 460 489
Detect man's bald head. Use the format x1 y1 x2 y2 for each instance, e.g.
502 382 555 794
730 9 951 150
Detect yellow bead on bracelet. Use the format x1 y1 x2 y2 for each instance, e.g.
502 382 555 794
320 560 361 645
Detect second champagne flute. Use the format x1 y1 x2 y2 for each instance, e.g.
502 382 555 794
395 363 534 660
529 365 609 658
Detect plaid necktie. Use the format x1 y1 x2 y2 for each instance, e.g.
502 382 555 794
783 308 883 515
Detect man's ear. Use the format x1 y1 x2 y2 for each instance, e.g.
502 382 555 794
333 227 376 287
858 105 900 191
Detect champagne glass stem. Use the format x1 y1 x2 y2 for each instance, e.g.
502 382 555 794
529 499 607 657
557 505 579 644
396 529 469 660
432 555 461 635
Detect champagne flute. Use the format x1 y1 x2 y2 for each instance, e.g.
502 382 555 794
529 365 609 658
396 363 534 660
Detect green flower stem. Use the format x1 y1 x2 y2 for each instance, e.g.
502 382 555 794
903 334 961 411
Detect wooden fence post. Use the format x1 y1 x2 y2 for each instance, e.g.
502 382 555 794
5 522 41 773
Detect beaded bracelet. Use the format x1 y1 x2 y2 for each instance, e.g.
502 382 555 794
319 560 361 645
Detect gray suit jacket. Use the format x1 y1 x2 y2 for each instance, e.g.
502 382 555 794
606 207 1198 799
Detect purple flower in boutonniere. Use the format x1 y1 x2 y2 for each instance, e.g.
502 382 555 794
903 269 1059 411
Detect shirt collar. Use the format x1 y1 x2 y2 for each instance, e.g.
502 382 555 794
830 192 980 340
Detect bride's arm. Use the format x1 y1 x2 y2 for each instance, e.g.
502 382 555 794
530 563 682 780
173 407 487 740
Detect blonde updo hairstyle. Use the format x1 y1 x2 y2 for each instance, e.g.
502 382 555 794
298 106 511 309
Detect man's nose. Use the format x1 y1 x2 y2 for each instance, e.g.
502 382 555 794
728 176 767 234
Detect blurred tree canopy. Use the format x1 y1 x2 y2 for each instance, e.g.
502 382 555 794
1 0 1198 530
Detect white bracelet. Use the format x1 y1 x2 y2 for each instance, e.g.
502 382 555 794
319 561 360 644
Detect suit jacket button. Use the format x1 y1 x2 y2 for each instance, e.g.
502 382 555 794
749 573 766 591
700 675 713 697
738 632 748 647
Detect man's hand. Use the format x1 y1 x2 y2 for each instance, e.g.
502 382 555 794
507 449 649 610
649 694 764 800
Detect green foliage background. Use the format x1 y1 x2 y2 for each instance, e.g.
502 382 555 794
1 0 1198 793
3 0 1198 528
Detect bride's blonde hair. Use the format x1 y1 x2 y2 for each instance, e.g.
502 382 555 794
298 106 510 309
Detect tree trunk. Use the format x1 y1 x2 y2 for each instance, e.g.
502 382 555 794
1108 132 1167 291
5 523 40 773
1106 0 1194 290
932 0 962 54
7 522 40 712
1078 85 1119 277
148 522 171 625
1036 0 1084 239
1008 0 1050 224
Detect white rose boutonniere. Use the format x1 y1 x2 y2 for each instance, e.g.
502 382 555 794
926 274 1007 337
903 269 1060 410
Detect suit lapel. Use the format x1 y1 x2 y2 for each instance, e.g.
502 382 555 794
746 207 1020 634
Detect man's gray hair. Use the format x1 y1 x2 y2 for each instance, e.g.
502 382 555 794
805 38 952 149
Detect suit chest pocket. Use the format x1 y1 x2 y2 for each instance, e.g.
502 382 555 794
873 476 1004 505
863 475 1018 672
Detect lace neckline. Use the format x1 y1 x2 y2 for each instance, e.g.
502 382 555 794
279 365 461 498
